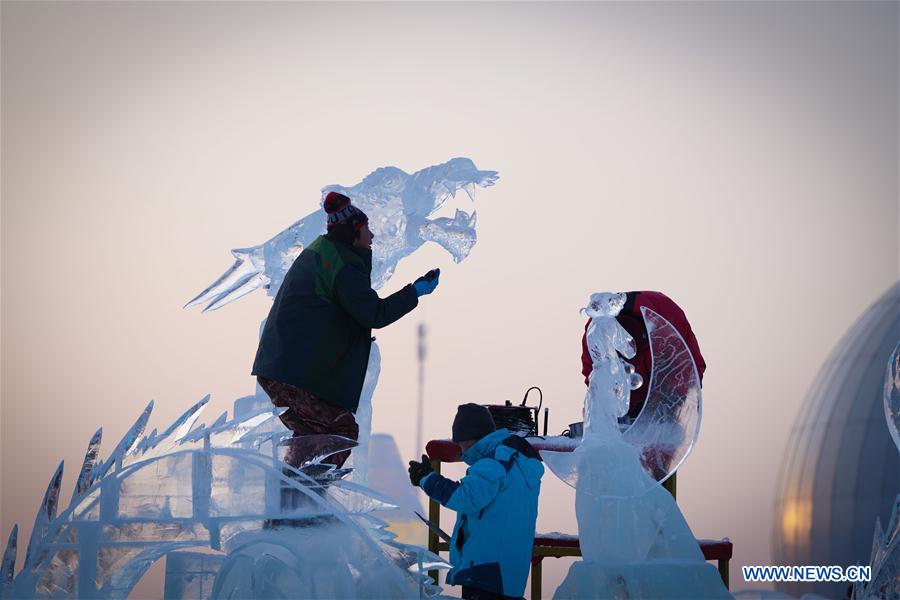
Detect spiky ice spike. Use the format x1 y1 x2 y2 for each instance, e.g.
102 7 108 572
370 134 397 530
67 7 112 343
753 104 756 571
133 428 158 455
179 410 228 443
91 400 153 483
70 428 102 506
0 524 17 597
151 395 209 447
122 396 211 469
24 461 63 569
209 411 227 429
854 494 900 599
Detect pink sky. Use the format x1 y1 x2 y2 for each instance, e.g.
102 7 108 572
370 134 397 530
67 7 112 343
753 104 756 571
2 2 898 596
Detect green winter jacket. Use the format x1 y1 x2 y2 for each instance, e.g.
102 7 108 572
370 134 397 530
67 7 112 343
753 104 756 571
252 235 418 412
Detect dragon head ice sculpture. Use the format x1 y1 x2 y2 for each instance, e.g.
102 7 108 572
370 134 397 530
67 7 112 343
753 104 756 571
185 157 498 311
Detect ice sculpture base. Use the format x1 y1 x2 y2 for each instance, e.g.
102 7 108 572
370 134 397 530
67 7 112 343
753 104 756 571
212 523 415 599
553 560 732 600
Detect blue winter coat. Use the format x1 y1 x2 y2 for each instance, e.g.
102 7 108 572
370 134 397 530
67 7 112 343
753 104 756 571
419 429 544 597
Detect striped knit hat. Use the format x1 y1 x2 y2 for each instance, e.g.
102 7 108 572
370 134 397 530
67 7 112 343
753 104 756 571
323 191 368 231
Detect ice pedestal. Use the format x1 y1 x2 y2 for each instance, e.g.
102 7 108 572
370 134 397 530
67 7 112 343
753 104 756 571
571 437 701 563
549 435 731 600
555 561 731 600
211 523 415 600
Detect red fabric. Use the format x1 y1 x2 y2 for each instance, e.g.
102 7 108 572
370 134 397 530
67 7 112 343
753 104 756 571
426 439 462 463
580 291 706 415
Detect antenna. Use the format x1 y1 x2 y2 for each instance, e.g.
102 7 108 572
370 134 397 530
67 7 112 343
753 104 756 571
416 323 427 454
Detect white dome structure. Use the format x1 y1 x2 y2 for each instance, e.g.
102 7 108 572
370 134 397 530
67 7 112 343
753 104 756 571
773 282 900 598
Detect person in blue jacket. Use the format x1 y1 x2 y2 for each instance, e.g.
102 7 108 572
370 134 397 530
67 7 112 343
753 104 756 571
408 404 544 600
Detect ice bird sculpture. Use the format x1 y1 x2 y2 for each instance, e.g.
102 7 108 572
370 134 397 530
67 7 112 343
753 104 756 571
185 157 498 311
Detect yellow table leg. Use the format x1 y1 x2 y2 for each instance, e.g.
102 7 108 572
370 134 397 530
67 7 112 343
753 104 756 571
662 471 677 502
531 558 543 600
427 460 442 585
718 558 730 589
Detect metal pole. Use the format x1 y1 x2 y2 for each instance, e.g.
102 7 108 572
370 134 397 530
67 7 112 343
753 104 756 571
416 323 427 454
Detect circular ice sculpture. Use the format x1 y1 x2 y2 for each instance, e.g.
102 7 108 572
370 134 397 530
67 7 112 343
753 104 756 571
885 341 900 452
546 292 730 600
546 300 702 487
621 306 703 483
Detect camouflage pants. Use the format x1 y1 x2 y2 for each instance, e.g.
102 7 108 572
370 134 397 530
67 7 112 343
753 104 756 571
257 377 359 468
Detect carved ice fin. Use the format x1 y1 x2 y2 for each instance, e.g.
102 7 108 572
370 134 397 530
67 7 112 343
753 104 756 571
71 428 102 505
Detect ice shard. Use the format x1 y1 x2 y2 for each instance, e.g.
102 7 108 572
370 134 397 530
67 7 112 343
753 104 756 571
349 343 380 485
278 434 359 469
24 461 63 570
123 397 210 468
0 525 17 597
133 428 157 455
852 343 900 599
885 342 900 452
180 411 228 444
71 428 102 503
92 400 153 483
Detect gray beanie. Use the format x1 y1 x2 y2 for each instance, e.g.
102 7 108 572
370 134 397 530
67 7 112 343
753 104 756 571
452 403 496 443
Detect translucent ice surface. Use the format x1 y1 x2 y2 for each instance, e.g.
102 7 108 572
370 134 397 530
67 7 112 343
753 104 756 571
184 156 497 510
852 343 900 599
185 157 498 311
622 307 703 483
547 307 702 486
8 159 494 597
3 399 450 598
350 343 380 485
544 292 729 599
885 342 900 453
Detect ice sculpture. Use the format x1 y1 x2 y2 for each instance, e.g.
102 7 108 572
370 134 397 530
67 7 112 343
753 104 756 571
185 157 497 482
0 398 450 599
548 297 703 486
885 341 900 453
623 306 703 482
0 158 496 598
852 341 900 600
184 157 498 311
543 292 730 599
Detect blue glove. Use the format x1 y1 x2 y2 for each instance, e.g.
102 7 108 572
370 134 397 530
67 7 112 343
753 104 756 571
413 269 440 297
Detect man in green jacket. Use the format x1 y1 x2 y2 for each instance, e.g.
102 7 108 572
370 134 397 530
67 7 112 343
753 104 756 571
252 191 439 468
